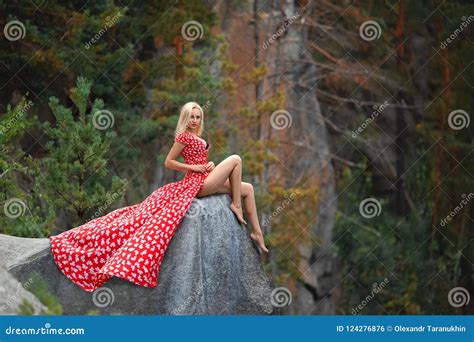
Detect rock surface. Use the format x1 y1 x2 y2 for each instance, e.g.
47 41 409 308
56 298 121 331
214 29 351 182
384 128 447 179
0 266 47 315
0 194 280 315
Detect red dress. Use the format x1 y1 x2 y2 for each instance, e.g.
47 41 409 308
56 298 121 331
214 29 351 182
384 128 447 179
49 131 210 292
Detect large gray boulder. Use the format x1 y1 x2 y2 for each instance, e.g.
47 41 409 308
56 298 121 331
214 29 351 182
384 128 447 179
0 194 280 315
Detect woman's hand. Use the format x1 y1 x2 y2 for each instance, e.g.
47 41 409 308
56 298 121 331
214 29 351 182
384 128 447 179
206 161 215 172
191 164 208 173
190 162 215 173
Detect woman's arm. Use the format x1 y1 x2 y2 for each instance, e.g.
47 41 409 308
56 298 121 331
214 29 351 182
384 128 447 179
164 142 193 172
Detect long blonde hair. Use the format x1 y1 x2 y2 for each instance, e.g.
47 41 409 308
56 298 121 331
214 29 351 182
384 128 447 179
174 102 205 137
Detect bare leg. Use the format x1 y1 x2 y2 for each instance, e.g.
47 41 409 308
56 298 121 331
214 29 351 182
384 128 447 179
196 155 246 224
200 178 269 253
242 183 269 253
228 155 246 225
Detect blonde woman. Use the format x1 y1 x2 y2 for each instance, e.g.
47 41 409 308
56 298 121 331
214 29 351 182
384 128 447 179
49 101 268 293
165 102 269 254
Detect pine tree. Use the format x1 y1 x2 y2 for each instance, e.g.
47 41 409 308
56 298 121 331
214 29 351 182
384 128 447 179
0 98 56 237
34 77 127 229
0 1 226 204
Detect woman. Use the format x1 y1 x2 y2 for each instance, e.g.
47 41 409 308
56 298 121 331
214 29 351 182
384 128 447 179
49 101 268 293
166 102 269 254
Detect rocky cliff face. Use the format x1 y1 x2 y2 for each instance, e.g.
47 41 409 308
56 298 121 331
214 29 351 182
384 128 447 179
0 194 280 315
217 1 337 314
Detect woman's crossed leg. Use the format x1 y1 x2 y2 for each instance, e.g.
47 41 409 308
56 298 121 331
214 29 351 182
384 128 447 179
196 154 269 253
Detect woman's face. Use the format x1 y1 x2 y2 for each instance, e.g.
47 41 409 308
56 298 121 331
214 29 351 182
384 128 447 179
187 108 201 130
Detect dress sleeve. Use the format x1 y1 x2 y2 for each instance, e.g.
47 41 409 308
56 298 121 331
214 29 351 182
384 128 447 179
174 131 189 145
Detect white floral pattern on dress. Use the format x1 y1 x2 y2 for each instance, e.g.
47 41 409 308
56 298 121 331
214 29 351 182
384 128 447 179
49 131 210 292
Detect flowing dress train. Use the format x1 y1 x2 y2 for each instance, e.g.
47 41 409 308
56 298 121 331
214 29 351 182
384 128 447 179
49 131 210 292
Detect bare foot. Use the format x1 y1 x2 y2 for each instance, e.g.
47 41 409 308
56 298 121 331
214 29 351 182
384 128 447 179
250 230 269 253
230 202 247 225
